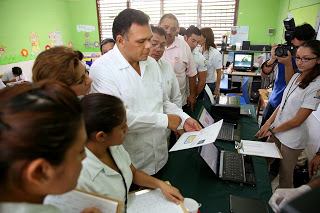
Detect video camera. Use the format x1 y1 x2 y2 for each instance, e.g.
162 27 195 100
275 17 296 57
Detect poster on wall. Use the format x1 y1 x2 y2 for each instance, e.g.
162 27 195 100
229 26 249 46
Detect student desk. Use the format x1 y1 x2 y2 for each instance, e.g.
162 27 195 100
158 102 272 213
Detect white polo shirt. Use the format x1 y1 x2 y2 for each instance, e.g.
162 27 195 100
199 46 222 83
192 47 207 73
157 58 182 108
0 202 61 213
274 74 320 149
77 146 132 213
1 70 27 82
162 38 197 106
89 45 189 175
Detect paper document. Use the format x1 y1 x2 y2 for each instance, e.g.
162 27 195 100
44 189 122 213
169 120 223 152
127 188 187 213
237 140 282 159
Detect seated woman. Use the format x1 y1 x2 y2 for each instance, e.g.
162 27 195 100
32 46 92 98
256 40 320 188
0 80 99 213
77 93 184 212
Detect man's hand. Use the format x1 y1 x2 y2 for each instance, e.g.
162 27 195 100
81 207 101 213
167 114 182 131
187 95 197 112
183 118 202 132
213 89 220 96
309 154 320 178
174 129 185 140
276 50 292 66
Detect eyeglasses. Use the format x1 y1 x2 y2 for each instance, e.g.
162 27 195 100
294 57 318 62
151 43 166 50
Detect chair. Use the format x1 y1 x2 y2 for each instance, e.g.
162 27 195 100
226 77 250 104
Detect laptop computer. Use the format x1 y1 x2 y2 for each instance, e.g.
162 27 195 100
199 142 256 185
198 106 241 142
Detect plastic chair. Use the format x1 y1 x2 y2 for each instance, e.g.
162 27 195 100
226 77 250 104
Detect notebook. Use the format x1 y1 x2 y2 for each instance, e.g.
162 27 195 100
198 106 241 142
199 142 256 185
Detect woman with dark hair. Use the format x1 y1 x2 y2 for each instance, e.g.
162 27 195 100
0 80 99 212
32 46 92 98
256 40 320 188
78 93 184 212
198 27 222 99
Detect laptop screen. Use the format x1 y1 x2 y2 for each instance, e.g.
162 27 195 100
200 143 219 175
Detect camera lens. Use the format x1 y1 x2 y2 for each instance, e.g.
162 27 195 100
275 47 284 57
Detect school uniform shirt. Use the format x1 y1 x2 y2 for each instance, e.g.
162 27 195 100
162 38 197 106
157 58 182 108
273 74 320 149
0 202 61 213
199 46 222 84
89 45 189 175
77 146 132 213
1 70 27 82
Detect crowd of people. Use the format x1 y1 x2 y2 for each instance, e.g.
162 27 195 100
0 8 320 213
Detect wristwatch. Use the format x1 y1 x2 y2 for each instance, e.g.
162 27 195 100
215 88 220 91
268 126 276 135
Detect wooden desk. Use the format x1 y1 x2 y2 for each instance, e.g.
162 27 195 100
257 89 269 118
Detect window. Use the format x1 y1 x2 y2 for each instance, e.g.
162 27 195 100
96 0 238 47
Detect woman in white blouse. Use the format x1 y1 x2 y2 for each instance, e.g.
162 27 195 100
78 93 184 212
0 81 99 213
256 40 320 188
198 27 223 100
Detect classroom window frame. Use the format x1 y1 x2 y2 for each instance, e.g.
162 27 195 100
96 0 239 48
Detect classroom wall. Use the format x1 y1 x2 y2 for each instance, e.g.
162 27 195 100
237 0 280 45
274 0 320 44
0 0 100 67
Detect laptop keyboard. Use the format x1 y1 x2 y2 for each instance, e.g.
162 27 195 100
223 151 244 182
217 123 234 141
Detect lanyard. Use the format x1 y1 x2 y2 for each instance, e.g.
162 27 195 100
281 74 301 113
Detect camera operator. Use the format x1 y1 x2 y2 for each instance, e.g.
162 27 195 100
261 23 315 127
260 23 315 180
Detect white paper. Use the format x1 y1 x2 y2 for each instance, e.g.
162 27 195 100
127 188 184 213
198 107 214 128
44 190 118 213
238 140 282 158
169 120 223 152
204 84 215 105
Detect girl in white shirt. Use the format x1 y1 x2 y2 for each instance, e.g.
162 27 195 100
0 80 99 213
198 27 222 99
256 40 320 188
78 93 184 212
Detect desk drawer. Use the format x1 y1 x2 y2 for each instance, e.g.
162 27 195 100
231 75 253 84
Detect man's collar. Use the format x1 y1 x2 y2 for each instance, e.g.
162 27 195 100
112 44 149 71
165 38 180 50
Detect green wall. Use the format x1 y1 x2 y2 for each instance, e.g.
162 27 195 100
237 0 280 45
1 0 319 66
0 0 100 65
